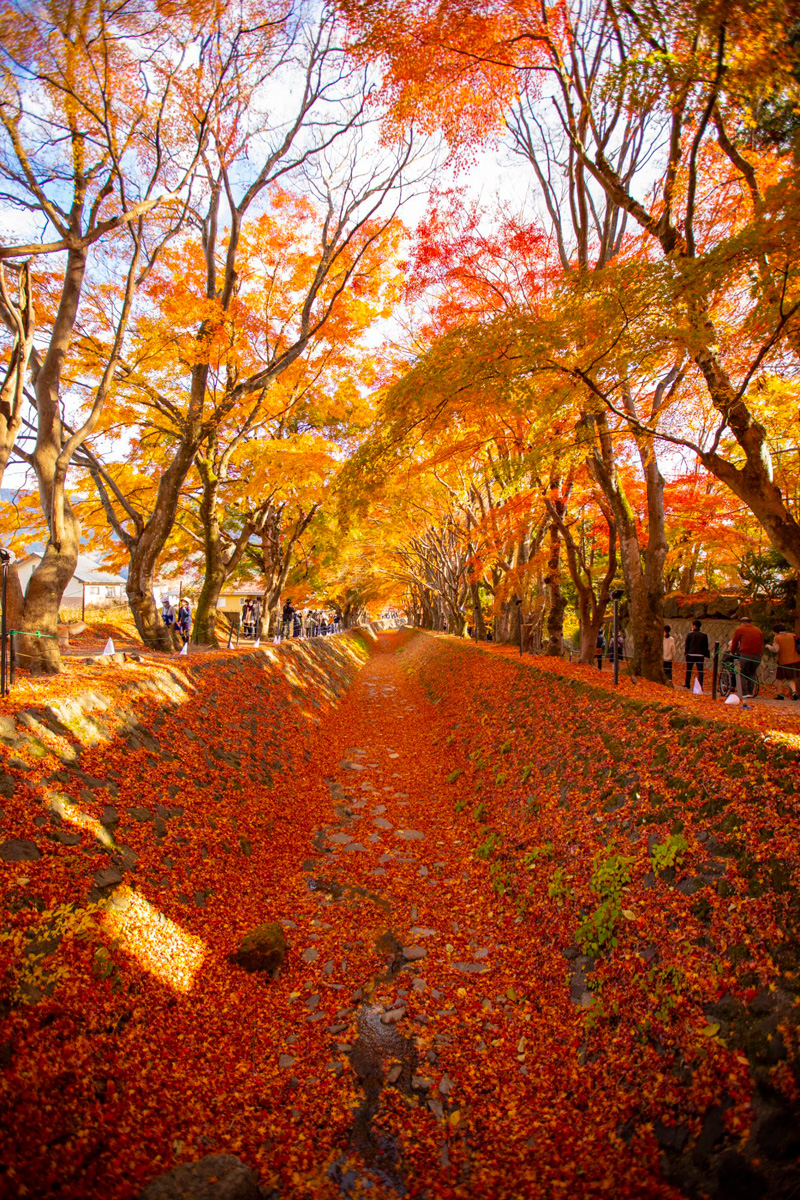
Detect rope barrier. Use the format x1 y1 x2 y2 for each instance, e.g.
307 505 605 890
8 629 59 639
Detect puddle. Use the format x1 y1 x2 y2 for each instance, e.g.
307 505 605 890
333 1004 418 1195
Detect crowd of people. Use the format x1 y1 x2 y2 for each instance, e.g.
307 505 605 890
593 614 800 701
595 630 625 669
676 615 800 701
158 594 344 646
278 599 341 640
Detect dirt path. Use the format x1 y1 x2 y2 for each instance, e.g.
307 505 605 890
278 632 676 1199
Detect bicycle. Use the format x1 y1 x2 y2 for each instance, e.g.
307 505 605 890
718 652 760 699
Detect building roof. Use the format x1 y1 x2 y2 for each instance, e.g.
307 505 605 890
15 551 125 585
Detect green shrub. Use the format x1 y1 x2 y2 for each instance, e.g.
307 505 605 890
576 851 634 956
651 833 688 875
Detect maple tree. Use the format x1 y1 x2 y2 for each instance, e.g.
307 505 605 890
339 0 800 578
0 0 211 670
71 15 416 652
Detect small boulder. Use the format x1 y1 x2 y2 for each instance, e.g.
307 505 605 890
0 839 41 863
138 1154 259 1200
94 866 123 890
229 922 287 976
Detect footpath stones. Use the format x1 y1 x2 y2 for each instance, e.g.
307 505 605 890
138 1154 259 1200
228 922 287 976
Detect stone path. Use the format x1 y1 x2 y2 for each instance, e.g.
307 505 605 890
270 634 654 1198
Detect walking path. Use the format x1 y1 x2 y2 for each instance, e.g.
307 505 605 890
271 633 677 1198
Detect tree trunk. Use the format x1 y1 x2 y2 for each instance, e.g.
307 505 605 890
590 413 665 683
193 560 226 646
125 442 199 650
544 517 565 656
193 468 225 646
16 537 78 674
469 580 486 639
17 247 88 672
579 607 605 665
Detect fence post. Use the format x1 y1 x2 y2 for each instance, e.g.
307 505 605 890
0 551 8 697
711 641 720 701
516 599 523 657
613 596 619 686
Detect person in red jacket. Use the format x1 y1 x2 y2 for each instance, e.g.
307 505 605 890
730 616 764 697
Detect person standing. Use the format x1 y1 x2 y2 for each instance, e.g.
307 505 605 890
684 619 710 691
252 598 262 640
608 631 624 666
730 615 763 698
595 629 605 671
281 598 295 639
161 597 175 628
177 600 191 645
766 623 800 701
663 625 676 683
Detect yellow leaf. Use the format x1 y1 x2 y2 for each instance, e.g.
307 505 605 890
449 1110 460 1127
622 909 636 920
701 1023 720 1037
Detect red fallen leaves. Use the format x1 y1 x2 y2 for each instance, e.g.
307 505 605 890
0 628 798 1198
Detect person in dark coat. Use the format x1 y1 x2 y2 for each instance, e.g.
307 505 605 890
684 619 710 690
281 599 295 639
177 600 191 645
595 630 605 670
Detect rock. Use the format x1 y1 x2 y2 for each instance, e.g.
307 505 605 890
715 1152 767 1200
229 922 286 975
0 773 16 799
278 1054 295 1070
402 946 427 961
756 1110 800 1160
381 1007 406 1024
396 829 424 841
94 866 123 890
0 716 18 743
0 839 41 863
138 1153 259 1200
454 962 487 974
301 946 318 964
53 830 81 846
127 806 154 823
